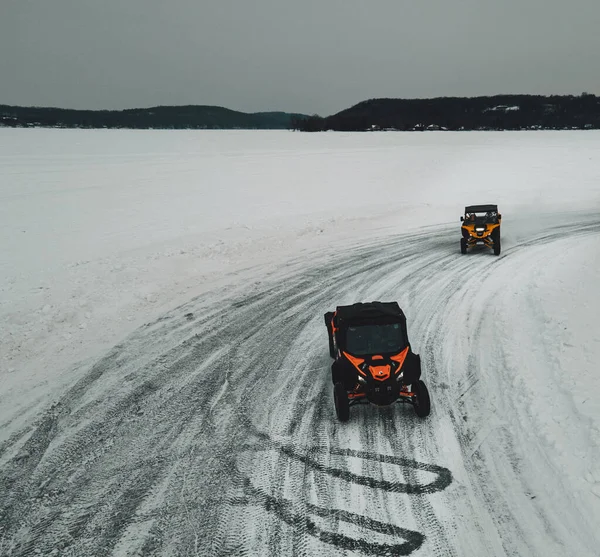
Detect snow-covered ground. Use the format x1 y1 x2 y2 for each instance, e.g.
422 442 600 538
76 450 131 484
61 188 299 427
1 128 599 556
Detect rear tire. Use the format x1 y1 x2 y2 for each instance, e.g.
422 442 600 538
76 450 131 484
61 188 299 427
334 382 350 422
413 380 431 418
460 238 467 254
492 228 501 256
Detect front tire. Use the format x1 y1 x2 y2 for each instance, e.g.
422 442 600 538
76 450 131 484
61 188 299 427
413 380 431 418
460 237 467 254
334 382 350 422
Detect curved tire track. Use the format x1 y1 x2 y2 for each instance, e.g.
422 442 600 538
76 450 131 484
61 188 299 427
1 217 599 556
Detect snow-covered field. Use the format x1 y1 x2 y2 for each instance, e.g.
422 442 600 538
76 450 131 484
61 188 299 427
1 128 599 556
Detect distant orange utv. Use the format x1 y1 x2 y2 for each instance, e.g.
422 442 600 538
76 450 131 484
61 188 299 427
460 204 502 255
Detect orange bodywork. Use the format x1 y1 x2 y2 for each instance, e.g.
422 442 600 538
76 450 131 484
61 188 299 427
343 346 410 381
348 392 367 399
390 347 409 373
343 351 367 377
368 364 391 381
461 221 500 240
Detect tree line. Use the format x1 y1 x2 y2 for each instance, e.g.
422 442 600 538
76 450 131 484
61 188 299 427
0 105 305 129
290 94 600 132
3 94 599 131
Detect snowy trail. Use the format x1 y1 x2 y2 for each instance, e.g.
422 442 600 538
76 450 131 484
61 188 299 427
2 215 599 556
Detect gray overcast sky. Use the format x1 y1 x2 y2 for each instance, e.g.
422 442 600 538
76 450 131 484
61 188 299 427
1 0 600 115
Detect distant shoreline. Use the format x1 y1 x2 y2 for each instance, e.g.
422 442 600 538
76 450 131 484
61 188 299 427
2 93 599 131
0 104 306 130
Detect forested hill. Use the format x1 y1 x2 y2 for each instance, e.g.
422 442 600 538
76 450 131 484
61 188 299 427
0 104 307 129
4 94 600 131
291 94 600 131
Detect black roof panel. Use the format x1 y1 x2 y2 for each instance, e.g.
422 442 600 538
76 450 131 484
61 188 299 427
336 301 404 322
465 204 498 213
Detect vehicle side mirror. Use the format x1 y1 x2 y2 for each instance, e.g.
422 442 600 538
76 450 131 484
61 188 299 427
460 216 464 222
498 214 502 220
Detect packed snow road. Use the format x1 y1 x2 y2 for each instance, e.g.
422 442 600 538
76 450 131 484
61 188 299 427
1 216 599 557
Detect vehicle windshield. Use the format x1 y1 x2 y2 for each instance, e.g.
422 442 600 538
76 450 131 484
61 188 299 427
465 212 497 224
345 323 406 356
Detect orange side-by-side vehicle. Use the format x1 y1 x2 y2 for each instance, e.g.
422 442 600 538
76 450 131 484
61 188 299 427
460 204 502 255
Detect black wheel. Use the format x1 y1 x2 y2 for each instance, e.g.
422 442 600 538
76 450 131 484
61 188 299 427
492 228 501 256
413 380 431 418
460 238 467 254
334 382 350 422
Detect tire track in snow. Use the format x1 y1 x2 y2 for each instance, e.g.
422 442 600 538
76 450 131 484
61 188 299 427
1 218 599 556
419 217 600 556
209 237 459 556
